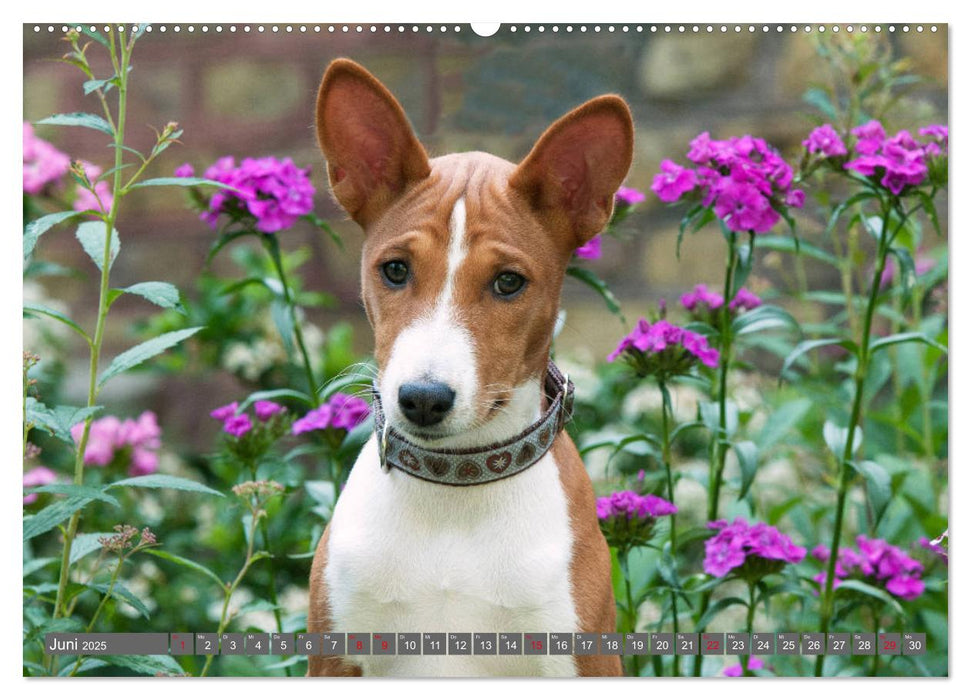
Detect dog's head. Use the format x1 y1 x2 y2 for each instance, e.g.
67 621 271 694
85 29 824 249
316 59 633 445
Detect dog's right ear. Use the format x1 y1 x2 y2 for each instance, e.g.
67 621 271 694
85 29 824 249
316 59 431 228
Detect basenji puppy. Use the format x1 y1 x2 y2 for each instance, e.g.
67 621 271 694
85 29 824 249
308 58 633 677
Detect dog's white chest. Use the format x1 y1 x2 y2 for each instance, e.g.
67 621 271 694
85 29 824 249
323 436 579 676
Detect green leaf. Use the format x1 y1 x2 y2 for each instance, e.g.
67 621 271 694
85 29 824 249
23 557 57 578
823 420 862 459
83 77 114 95
870 331 947 355
23 497 95 541
803 87 838 120
99 655 185 677
732 304 801 337
733 440 759 500
699 400 738 439
26 484 120 508
36 112 113 135
107 473 224 498
24 211 79 260
98 327 203 388
757 235 838 266
110 281 184 313
852 460 892 524
89 581 152 619
128 176 241 191
61 658 109 676
888 247 916 293
25 401 102 444
566 266 625 321
70 532 115 565
143 549 226 588
917 190 942 237
23 303 91 344
834 579 904 617
696 595 748 631
270 298 295 356
236 388 313 413
781 337 858 378
756 398 812 450
75 221 120 272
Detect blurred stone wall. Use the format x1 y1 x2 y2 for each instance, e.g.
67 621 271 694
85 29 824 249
23 24 947 442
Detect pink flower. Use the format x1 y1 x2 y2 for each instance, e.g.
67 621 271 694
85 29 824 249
728 288 762 312
23 466 59 505
174 162 195 178
23 122 70 194
72 161 114 215
724 657 765 677
608 318 720 374
254 400 286 421
223 413 253 437
812 535 926 600
680 284 724 313
651 160 698 202
210 402 239 421
292 393 370 435
704 518 806 579
69 411 162 476
615 186 646 206
851 120 887 155
574 235 602 260
196 155 315 233
803 124 847 157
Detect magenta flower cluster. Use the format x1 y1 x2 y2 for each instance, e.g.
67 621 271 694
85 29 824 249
596 490 678 521
704 518 807 579
843 121 947 195
724 657 765 677
596 490 677 549
70 411 162 476
574 235 602 260
23 465 59 505
211 400 287 438
178 155 315 233
23 122 70 195
615 186 647 207
651 132 804 233
811 535 925 600
608 318 720 374
291 393 370 436
680 283 762 316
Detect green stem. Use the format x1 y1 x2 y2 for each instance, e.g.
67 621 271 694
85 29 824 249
67 554 126 676
742 582 757 677
814 200 894 677
658 381 680 677
263 237 321 407
708 230 738 522
200 512 261 677
51 31 133 673
694 231 739 678
618 547 641 677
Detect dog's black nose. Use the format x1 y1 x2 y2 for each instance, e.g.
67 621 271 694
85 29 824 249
398 381 456 427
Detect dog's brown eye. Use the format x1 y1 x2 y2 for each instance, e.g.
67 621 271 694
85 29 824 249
381 260 409 287
493 272 526 298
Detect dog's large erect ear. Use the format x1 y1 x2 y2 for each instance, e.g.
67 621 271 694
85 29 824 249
509 96 634 248
316 59 431 227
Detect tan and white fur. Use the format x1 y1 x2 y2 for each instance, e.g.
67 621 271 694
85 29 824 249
308 59 634 677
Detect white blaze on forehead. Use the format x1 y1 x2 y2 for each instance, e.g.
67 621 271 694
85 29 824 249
380 197 479 438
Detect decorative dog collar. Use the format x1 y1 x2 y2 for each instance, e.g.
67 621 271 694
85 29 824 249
371 361 575 486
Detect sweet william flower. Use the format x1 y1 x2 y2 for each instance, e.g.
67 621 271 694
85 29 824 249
181 155 316 233
223 413 253 438
608 318 719 378
812 535 925 601
615 186 646 206
597 490 677 549
69 411 162 476
651 160 698 202
803 124 847 158
254 400 286 422
292 392 370 436
724 657 765 677
574 235 602 260
704 518 806 581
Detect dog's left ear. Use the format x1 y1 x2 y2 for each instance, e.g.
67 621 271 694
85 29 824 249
510 96 634 249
